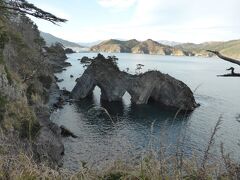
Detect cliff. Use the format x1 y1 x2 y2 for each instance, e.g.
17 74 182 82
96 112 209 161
0 14 66 166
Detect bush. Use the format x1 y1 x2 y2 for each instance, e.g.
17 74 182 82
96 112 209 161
3 101 41 141
0 95 7 122
0 26 9 49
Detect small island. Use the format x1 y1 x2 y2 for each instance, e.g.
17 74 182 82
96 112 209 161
72 54 198 111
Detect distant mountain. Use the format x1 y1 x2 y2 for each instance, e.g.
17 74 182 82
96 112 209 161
158 40 182 46
78 40 103 47
91 39 191 56
40 31 84 49
175 39 240 59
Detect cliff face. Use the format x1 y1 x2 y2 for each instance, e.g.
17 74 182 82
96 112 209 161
0 14 65 166
131 39 170 55
91 39 190 56
91 39 139 53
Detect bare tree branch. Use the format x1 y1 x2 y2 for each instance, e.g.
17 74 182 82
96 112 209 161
206 50 240 66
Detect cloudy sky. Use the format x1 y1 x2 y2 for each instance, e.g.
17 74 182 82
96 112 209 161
30 0 240 43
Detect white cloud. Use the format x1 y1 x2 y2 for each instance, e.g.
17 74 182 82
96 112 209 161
97 0 137 10
127 0 240 42
132 0 240 27
32 0 240 43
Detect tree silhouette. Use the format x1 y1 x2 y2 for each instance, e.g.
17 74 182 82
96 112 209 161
0 0 67 24
207 50 240 77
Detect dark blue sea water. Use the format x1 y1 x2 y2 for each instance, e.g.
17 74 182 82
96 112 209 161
51 53 240 171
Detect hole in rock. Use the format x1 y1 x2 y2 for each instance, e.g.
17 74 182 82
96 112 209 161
92 86 101 105
122 91 131 106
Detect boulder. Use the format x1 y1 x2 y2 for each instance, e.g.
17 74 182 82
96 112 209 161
71 54 198 111
60 125 78 138
80 56 93 63
44 43 71 73
33 106 64 166
64 48 75 54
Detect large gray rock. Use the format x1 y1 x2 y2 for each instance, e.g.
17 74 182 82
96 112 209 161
33 106 64 166
71 54 198 111
44 43 71 73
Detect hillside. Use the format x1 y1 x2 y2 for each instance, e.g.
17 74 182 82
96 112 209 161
91 39 139 53
0 12 70 167
40 31 84 49
175 40 240 59
78 40 103 47
91 39 190 56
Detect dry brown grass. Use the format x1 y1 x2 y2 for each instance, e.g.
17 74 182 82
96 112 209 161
0 116 239 180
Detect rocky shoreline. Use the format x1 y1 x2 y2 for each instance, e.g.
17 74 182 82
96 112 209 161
35 43 75 166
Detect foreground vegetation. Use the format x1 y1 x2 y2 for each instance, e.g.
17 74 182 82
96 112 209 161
0 118 239 180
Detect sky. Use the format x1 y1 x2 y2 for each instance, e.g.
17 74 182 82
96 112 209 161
29 0 240 43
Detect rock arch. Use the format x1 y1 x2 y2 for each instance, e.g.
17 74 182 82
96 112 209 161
71 54 198 111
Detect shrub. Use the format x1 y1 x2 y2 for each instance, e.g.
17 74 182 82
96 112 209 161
0 95 7 122
4 101 41 141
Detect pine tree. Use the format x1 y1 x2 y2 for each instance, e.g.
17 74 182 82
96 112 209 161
0 0 67 24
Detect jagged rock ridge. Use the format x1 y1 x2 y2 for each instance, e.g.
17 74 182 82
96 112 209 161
90 39 192 56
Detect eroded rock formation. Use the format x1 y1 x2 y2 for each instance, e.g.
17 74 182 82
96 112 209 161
71 54 198 111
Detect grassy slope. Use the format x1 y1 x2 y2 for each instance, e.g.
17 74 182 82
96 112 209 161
176 39 240 59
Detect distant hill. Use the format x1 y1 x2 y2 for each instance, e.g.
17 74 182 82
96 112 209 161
78 40 103 47
175 40 240 59
40 31 84 49
158 40 181 46
91 39 191 56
